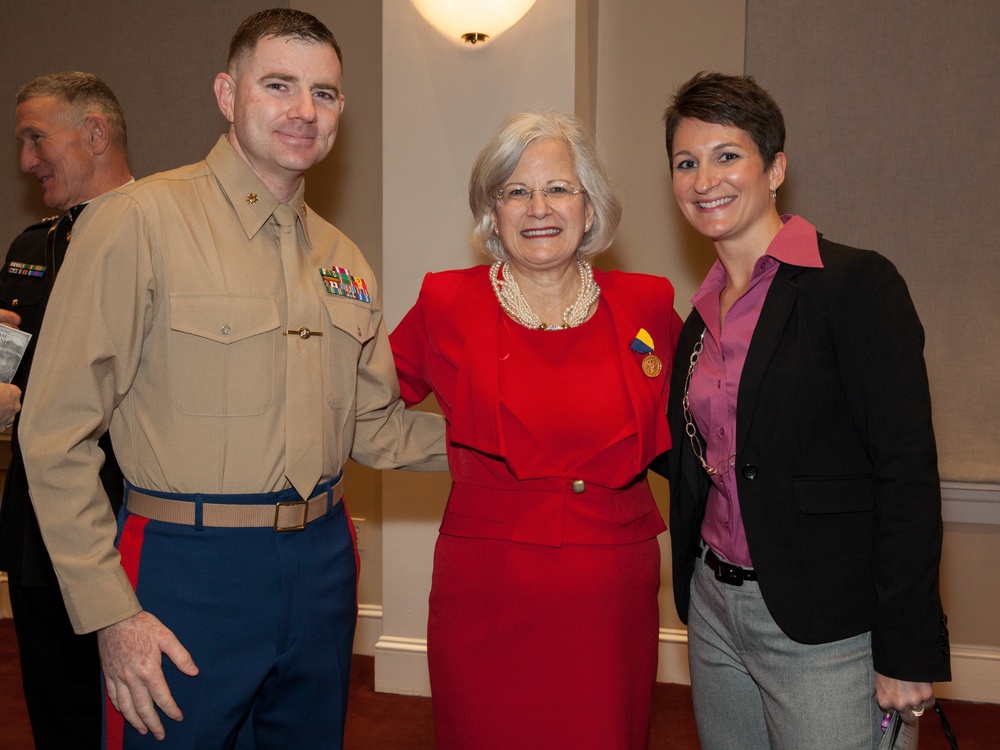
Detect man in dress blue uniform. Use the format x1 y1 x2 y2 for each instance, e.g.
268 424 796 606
0 71 132 750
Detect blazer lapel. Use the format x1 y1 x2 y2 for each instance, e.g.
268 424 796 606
448 289 506 458
736 264 801 454
602 283 654 471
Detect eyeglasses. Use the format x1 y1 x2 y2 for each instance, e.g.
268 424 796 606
493 182 587 206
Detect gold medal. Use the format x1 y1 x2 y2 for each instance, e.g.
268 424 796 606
641 353 662 377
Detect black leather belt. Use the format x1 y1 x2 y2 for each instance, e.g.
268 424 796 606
699 545 757 586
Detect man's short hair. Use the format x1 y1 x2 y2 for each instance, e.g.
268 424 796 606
17 71 128 151
228 8 342 73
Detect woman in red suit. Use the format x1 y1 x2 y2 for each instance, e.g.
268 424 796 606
390 111 682 749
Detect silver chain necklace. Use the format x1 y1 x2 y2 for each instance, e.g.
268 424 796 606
683 328 736 476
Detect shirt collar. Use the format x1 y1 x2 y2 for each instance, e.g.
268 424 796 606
205 135 310 249
690 214 822 308
766 214 823 268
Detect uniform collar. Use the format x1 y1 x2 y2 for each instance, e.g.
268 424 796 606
205 135 311 249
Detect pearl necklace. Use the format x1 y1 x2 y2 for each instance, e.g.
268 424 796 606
489 259 601 330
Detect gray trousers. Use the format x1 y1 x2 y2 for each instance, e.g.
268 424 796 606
687 554 884 750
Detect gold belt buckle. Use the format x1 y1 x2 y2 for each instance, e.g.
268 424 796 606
274 500 309 531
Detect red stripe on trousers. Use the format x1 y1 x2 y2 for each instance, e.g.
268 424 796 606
105 514 150 750
342 498 361 590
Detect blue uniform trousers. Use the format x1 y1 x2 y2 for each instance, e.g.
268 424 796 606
107 477 358 749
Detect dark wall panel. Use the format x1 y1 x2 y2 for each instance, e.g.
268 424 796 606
1 0 275 234
746 0 1000 483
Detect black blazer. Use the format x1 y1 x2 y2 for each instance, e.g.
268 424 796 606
653 235 951 683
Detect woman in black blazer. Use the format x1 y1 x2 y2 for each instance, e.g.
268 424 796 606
652 72 950 750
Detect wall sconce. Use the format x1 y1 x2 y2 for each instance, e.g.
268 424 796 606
411 0 538 45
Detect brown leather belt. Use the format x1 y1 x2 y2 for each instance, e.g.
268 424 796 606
125 478 343 532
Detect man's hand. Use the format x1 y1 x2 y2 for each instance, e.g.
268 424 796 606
0 311 23 427
0 309 21 329
98 611 199 741
875 672 934 726
0 384 21 427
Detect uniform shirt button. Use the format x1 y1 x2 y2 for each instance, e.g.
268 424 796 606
220 324 232 335
572 479 586 494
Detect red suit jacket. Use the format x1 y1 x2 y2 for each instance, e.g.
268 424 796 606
391 265 681 547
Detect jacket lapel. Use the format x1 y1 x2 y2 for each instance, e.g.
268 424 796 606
447 285 506 458
735 263 801 454
601 281 652 470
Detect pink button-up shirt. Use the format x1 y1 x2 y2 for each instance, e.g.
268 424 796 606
689 215 823 567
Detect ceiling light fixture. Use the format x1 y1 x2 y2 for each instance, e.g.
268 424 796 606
410 0 538 45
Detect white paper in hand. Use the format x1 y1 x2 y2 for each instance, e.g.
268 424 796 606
0 325 31 383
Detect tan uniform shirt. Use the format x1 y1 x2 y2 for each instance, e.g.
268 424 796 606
20 136 446 633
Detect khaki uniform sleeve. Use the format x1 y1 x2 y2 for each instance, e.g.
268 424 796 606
348 276 447 472
20 192 150 633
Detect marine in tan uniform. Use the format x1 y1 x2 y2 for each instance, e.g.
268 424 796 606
19 10 445 749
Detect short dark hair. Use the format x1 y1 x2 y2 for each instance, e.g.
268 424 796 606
663 71 785 170
17 72 128 151
228 8 342 71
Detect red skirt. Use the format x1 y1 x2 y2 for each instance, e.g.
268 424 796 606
427 534 661 749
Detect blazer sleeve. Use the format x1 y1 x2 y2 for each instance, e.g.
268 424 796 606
827 247 949 681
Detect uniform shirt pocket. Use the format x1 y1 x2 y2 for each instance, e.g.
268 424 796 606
321 297 375 409
169 294 280 416
322 297 374 345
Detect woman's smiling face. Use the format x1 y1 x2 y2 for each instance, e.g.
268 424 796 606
670 117 784 248
491 137 594 276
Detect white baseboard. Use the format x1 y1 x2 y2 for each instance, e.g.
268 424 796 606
363 613 1000 705
935 644 1000 704
941 482 1000 525
373 635 432 696
353 603 383 656
655 628 692 685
